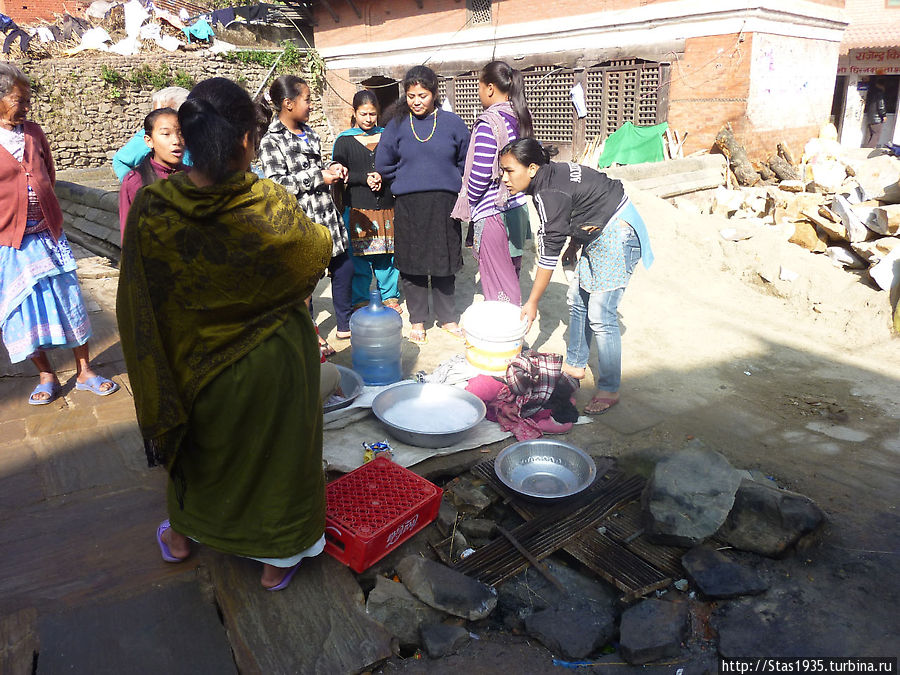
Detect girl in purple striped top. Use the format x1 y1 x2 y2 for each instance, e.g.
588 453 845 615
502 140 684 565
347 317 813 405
452 61 534 305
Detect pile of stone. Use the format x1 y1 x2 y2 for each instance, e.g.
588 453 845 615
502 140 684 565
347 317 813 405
360 446 826 666
677 152 900 293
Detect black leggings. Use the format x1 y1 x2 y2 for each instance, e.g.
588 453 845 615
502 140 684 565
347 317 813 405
400 273 456 326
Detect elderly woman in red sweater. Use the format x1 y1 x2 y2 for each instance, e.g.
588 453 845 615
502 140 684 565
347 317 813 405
0 63 118 404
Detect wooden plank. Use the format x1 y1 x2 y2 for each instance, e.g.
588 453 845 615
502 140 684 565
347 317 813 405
0 608 39 675
209 553 393 674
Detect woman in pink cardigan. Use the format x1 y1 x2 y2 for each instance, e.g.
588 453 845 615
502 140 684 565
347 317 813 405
0 63 118 404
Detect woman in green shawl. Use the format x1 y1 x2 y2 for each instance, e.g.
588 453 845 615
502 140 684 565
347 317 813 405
117 78 332 591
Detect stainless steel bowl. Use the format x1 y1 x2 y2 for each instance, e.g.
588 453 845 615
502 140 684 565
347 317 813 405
494 440 597 500
371 383 486 448
323 365 365 414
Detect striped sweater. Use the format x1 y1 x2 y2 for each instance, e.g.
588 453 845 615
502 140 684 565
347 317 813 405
467 115 527 222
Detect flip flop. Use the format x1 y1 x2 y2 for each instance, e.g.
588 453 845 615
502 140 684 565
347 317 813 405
28 381 60 406
584 396 619 415
156 519 187 563
75 375 119 396
383 298 403 314
319 339 336 358
408 328 427 345
266 561 302 591
440 324 464 339
335 330 351 340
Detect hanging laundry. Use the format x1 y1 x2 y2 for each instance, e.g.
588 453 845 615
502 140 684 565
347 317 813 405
209 7 236 27
2 29 31 54
183 18 214 43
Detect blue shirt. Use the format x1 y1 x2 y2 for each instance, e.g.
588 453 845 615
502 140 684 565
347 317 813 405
112 129 192 182
375 110 469 196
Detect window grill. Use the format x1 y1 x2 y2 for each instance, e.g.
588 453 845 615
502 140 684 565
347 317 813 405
523 66 575 143
453 75 481 128
585 60 663 141
467 0 492 25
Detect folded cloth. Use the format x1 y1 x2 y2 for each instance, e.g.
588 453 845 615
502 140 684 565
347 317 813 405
506 349 563 417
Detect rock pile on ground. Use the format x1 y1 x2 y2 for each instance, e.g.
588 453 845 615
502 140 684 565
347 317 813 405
674 152 900 296
358 446 829 667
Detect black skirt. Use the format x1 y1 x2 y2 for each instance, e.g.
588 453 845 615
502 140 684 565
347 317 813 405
393 191 463 277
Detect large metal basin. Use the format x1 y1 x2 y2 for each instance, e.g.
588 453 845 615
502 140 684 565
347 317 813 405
495 439 596 500
323 365 365 414
371 383 486 448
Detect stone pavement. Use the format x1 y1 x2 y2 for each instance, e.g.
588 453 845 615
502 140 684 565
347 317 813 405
0 245 397 673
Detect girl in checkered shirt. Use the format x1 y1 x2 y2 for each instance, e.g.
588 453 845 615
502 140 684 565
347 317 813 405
259 75 353 348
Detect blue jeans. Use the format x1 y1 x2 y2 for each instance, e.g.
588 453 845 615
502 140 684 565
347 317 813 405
565 232 642 392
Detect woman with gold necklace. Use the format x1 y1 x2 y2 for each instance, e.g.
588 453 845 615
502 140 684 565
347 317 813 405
375 66 470 344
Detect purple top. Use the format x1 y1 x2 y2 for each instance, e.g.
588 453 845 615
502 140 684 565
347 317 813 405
467 111 527 222
119 157 186 241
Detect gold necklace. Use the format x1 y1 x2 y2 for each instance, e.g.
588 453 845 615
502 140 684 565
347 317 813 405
409 110 437 142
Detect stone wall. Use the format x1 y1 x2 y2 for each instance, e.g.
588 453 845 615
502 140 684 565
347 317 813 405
12 53 333 170
55 181 122 261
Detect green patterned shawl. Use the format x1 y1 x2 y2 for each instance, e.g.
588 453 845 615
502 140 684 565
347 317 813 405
117 170 332 469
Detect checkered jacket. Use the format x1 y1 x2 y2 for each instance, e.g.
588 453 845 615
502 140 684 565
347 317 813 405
259 118 348 257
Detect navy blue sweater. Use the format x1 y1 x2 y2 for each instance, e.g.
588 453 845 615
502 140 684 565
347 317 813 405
375 109 470 196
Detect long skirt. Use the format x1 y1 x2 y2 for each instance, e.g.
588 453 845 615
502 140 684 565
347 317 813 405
0 229 91 363
167 308 326 560
393 191 462 277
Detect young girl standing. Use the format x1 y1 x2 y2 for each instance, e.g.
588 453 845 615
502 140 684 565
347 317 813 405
259 75 352 342
452 61 533 305
375 66 470 344
332 90 401 313
119 107 187 240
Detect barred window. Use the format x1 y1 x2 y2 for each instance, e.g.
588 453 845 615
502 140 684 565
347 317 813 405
467 0 492 25
523 66 575 144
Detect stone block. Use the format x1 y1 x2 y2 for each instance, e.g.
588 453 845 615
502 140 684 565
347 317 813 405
788 221 827 253
396 555 497 621
619 598 689 665
98 191 120 212
524 603 616 660
681 546 768 598
365 576 445 648
419 622 470 658
643 444 744 547
717 479 825 557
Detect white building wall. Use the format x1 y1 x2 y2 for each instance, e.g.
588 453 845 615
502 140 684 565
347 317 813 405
747 33 841 132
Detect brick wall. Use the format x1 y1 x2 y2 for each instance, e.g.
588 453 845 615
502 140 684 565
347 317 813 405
0 0 67 24
314 0 846 48
667 33 754 156
668 32 839 161
11 53 331 169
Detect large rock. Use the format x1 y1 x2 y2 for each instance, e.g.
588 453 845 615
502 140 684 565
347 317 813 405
643 446 744 546
871 204 900 236
681 546 768 598
832 195 875 243
497 557 618 628
788 221 827 253
396 556 497 620
365 576 446 648
869 245 900 291
851 236 900 265
524 604 616 660
619 598 689 665
844 153 900 202
716 479 825 557
419 622 470 658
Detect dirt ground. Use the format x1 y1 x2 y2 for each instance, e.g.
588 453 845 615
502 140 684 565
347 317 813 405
8 172 896 670
336 186 900 670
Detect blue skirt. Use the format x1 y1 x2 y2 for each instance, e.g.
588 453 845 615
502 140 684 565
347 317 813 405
0 230 92 363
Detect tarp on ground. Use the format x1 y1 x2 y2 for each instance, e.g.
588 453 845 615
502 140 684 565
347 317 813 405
597 121 668 169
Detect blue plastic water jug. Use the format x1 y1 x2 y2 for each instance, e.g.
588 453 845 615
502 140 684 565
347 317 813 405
350 290 403 385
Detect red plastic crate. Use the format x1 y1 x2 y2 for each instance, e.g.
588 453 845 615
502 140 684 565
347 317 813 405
324 457 442 573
